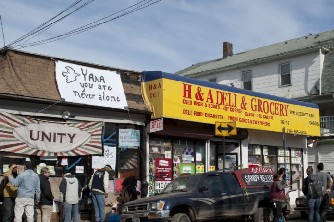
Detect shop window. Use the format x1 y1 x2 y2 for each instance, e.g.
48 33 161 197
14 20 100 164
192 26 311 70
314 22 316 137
194 141 206 174
209 144 216 172
263 146 277 170
118 124 141 179
248 144 262 167
290 148 302 190
248 144 303 190
173 139 195 177
102 123 117 146
149 138 172 195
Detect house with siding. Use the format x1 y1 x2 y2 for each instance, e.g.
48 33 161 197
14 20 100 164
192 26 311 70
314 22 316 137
176 29 334 173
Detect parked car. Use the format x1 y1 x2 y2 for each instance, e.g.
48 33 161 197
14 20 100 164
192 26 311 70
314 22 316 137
121 167 274 222
295 176 334 219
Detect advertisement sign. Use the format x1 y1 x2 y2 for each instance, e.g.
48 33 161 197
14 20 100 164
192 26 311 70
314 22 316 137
119 129 140 147
149 118 163 133
56 61 128 109
142 71 320 136
180 163 195 174
92 145 116 169
0 112 102 156
155 158 172 181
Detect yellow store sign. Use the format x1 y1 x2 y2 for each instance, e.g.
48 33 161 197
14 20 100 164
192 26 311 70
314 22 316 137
142 71 320 136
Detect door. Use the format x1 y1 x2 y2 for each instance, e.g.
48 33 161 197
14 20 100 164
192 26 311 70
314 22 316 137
196 173 230 220
220 173 245 216
218 153 238 171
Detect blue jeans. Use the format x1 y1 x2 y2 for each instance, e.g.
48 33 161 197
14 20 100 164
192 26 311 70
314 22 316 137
63 202 79 222
307 197 322 222
92 194 105 222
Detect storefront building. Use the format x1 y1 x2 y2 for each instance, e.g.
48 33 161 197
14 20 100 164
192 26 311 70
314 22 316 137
141 71 320 202
0 49 151 216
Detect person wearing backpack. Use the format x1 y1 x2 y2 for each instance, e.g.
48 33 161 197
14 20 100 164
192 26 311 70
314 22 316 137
316 163 333 221
89 164 113 222
302 166 322 222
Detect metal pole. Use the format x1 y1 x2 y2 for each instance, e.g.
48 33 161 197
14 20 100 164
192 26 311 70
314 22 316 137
223 136 226 170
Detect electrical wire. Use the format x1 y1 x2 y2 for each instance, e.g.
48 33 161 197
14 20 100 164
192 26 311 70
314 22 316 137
15 0 162 49
8 0 94 48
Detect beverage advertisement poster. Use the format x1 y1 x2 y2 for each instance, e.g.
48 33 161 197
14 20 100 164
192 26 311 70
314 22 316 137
154 158 172 181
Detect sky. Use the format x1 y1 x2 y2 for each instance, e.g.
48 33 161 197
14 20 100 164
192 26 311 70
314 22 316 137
0 0 334 74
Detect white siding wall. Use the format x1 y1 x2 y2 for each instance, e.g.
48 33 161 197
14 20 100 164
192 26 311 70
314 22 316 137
199 52 320 99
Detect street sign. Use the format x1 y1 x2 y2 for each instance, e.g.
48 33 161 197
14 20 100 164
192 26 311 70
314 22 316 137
215 121 237 136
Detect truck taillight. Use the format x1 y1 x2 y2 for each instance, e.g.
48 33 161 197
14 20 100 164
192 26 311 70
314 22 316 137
330 198 334 206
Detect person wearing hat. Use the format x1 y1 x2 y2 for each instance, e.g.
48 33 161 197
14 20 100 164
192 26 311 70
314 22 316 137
316 162 333 220
89 164 113 222
1 164 18 222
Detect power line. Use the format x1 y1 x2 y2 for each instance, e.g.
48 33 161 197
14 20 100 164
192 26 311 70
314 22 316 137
15 0 162 49
8 0 94 48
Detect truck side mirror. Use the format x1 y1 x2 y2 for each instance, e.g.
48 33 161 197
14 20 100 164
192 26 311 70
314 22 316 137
198 186 208 192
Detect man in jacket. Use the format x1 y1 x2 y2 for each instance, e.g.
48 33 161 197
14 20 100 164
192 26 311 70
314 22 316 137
316 162 333 220
59 168 82 222
6 161 40 222
37 167 54 222
2 164 18 222
89 164 113 222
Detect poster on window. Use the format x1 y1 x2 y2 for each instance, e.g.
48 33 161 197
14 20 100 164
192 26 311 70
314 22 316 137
92 145 116 169
119 129 140 148
155 158 172 181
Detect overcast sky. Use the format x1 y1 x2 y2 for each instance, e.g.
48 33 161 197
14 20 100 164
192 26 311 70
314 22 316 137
1 0 333 73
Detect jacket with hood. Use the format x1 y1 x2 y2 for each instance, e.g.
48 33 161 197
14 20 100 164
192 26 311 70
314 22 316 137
59 173 82 204
39 174 54 205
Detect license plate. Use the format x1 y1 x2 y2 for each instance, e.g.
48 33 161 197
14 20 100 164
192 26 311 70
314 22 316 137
132 218 140 222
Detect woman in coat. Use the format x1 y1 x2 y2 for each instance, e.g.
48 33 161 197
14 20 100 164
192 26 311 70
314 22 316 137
271 173 288 221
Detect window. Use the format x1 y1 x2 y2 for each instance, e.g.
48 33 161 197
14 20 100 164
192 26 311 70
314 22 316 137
208 78 217 83
279 62 291 86
242 70 252 90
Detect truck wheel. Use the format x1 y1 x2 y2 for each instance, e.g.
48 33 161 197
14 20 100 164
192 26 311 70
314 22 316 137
172 213 191 222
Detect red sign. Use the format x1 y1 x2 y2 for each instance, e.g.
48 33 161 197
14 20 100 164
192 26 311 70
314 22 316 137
150 118 163 133
155 158 172 181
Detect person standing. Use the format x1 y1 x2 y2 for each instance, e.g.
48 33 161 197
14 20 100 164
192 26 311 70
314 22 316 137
37 167 54 222
316 163 333 220
59 169 82 222
2 164 18 222
302 166 322 222
270 173 288 221
89 164 113 222
6 161 40 222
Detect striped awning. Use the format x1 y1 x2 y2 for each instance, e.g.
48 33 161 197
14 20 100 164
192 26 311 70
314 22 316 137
0 112 102 156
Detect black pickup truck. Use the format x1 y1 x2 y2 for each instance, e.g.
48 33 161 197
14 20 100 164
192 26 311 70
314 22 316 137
121 167 274 222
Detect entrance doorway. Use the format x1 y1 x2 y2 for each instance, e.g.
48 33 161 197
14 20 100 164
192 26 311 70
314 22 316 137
217 153 238 170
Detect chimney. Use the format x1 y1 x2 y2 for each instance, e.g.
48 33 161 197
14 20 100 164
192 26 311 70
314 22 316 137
223 42 233 59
